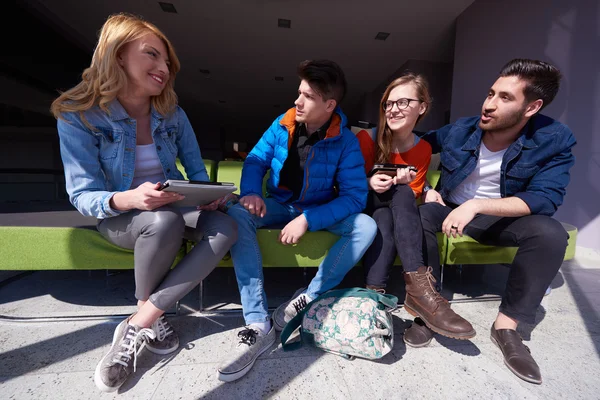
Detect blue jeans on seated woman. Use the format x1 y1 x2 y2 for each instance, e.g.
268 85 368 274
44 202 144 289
363 184 425 289
227 197 377 325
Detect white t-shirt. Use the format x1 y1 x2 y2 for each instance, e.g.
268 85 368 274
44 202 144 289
131 144 165 188
447 142 507 205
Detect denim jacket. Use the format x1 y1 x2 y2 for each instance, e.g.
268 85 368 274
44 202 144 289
57 100 209 219
422 114 576 216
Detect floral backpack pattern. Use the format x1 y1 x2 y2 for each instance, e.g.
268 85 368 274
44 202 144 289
281 288 398 360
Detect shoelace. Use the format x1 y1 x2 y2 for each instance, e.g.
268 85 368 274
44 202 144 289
415 267 448 306
292 295 308 313
112 326 156 372
151 316 173 342
237 328 258 346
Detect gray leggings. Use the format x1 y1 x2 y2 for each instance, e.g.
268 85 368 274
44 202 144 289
97 206 237 311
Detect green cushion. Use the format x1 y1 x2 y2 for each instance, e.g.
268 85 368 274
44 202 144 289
176 159 216 182
204 160 216 182
217 160 270 194
216 231 447 268
444 222 577 265
0 226 185 271
426 170 441 190
216 161 243 194
218 230 338 267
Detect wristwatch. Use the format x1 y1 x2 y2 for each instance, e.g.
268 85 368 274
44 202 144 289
422 183 433 195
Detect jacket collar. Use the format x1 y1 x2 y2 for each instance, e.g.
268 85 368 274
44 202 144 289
106 99 164 122
280 107 346 148
462 117 539 151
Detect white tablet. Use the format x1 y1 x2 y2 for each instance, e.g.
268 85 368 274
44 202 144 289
158 180 237 207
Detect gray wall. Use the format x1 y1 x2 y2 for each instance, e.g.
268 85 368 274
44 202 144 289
356 59 453 132
451 0 600 250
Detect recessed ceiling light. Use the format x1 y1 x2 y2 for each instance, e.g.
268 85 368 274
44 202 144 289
274 76 284 81
375 32 390 41
199 69 210 75
159 2 177 13
278 19 291 28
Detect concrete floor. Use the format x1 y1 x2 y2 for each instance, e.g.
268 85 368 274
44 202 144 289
1 251 599 399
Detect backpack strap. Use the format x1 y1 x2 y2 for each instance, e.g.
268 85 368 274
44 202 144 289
280 302 311 351
323 288 398 309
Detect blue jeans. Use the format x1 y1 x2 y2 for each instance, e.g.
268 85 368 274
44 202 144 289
227 198 377 324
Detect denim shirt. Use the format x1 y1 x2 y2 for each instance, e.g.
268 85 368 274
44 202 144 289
422 114 576 216
57 100 209 219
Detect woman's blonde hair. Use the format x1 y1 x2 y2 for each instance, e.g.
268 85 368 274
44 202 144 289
376 73 431 163
51 13 180 120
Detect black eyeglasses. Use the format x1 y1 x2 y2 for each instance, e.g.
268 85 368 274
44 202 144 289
383 98 422 112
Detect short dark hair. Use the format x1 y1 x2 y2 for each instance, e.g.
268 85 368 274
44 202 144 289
499 58 562 110
297 59 347 105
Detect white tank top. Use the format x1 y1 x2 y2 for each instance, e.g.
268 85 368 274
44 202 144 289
447 142 507 205
131 144 165 188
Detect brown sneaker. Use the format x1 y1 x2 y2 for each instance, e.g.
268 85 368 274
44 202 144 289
403 317 434 348
403 266 476 340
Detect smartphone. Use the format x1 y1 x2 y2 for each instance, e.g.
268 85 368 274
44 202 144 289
369 163 417 177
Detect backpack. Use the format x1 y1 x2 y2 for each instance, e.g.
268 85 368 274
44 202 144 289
281 288 398 360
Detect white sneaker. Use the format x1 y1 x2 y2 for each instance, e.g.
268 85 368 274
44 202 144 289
275 288 313 332
273 287 306 331
217 320 276 382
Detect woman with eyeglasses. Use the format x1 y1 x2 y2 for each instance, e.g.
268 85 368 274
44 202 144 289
358 73 472 347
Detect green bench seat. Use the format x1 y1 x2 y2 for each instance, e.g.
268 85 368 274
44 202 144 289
0 159 214 271
0 158 577 273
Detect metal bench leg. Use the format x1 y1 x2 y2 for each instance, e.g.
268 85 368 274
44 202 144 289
199 279 204 312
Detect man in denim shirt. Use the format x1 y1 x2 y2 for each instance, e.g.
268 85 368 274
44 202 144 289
415 59 576 384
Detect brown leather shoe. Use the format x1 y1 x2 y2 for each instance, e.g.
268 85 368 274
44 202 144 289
403 266 476 340
403 318 433 348
490 324 542 384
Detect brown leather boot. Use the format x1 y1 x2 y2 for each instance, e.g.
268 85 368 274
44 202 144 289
404 266 476 340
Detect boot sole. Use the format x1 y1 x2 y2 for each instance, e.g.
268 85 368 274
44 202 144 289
94 320 128 393
404 304 476 340
490 333 542 385
403 335 432 348
273 302 287 332
217 334 276 382
146 341 179 355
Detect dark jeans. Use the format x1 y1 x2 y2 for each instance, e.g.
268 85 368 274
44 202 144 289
363 184 425 288
419 202 569 324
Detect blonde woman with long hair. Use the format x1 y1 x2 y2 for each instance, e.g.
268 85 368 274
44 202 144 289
358 73 474 347
52 13 237 392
